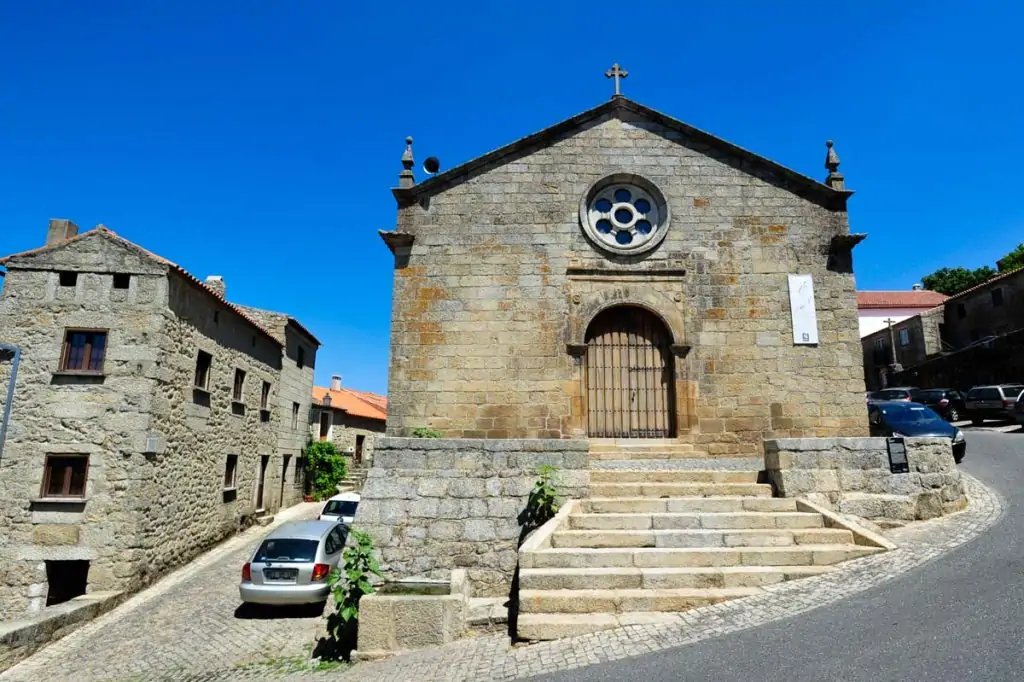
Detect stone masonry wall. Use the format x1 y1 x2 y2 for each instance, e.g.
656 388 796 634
355 438 589 596
386 109 866 454
0 236 170 615
329 412 385 468
764 437 966 526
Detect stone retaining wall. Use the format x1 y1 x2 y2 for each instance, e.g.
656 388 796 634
764 437 967 526
354 438 589 596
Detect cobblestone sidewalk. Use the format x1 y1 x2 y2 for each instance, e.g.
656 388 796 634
2 503 322 682
269 474 1001 682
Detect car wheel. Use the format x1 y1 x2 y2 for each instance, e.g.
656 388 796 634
948 408 960 421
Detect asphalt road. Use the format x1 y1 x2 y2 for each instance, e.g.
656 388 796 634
534 430 1024 682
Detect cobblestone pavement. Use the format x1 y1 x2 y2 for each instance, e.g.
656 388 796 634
2 503 324 682
269 473 1002 682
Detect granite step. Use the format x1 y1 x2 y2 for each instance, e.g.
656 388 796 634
589 470 761 483
521 544 885 569
580 496 798 514
568 511 825 531
518 586 761 614
519 565 834 590
550 528 854 549
589 482 773 498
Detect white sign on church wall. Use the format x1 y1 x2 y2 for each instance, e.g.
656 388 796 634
788 274 819 345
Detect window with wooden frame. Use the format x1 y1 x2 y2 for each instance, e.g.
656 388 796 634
59 330 107 373
260 381 272 423
194 350 213 391
41 454 89 498
223 454 238 490
232 369 246 401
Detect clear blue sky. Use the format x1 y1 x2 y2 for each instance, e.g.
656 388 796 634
2 2 1022 393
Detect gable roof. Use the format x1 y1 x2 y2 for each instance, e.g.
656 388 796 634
312 385 387 422
0 227 282 346
393 96 852 210
234 304 322 347
940 265 1024 304
857 290 949 310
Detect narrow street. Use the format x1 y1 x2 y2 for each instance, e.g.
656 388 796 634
533 429 1023 682
2 503 323 681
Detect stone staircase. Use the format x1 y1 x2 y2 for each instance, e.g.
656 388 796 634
516 443 886 640
338 466 369 493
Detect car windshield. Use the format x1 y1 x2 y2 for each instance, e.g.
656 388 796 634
881 404 946 428
874 390 908 400
253 538 318 563
322 500 358 516
1004 386 1024 398
911 389 945 402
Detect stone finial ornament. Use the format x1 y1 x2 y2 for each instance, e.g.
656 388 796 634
824 140 845 190
399 136 415 188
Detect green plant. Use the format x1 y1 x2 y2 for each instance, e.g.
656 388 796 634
411 426 442 438
303 440 348 501
328 529 382 626
519 464 561 531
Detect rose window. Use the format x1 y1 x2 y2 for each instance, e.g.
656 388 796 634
580 175 670 255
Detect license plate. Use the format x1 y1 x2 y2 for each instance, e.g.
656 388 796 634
264 568 297 581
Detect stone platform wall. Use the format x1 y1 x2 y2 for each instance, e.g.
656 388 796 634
354 438 589 596
764 437 967 526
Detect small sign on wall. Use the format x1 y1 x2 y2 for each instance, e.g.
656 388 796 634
788 274 819 345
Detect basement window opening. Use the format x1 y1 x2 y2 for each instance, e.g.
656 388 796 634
113 273 131 289
58 271 78 287
45 560 89 607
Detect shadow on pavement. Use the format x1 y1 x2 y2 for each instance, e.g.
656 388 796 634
234 601 326 620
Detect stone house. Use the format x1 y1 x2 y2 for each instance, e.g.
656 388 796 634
311 376 386 468
0 221 318 616
856 288 947 338
861 307 944 390
380 95 868 455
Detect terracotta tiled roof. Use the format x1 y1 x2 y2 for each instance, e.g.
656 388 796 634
312 385 387 422
0 227 282 346
856 290 949 309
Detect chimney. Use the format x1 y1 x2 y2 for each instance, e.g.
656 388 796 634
912 283 923 291
204 275 226 299
46 219 79 246
330 375 342 391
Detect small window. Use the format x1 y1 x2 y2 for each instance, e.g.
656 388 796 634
898 328 910 346
297 346 306 369
232 369 246 402
59 271 78 287
992 288 1004 306
260 381 271 410
41 454 89 498
873 338 884 350
194 351 212 390
223 454 238 490
45 560 89 606
292 402 300 430
60 330 107 373
113 273 131 289
957 304 967 319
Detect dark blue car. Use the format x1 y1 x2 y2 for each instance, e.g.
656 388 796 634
867 401 966 463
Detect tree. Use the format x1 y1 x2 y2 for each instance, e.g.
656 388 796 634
303 440 348 500
921 266 996 296
998 243 1024 272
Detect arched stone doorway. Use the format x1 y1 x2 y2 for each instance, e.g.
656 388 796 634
584 306 676 438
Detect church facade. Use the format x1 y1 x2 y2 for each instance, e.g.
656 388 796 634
381 96 867 456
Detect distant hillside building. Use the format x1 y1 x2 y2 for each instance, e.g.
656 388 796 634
857 288 948 337
311 376 386 467
0 220 318 616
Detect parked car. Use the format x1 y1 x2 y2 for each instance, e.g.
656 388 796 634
868 387 916 402
319 492 359 524
964 384 1024 424
867 401 966 463
1014 392 1024 427
909 388 967 422
239 520 347 605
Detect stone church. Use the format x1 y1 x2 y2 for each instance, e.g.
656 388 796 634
380 91 867 456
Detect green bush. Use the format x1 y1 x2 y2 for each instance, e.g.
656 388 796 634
303 440 348 500
411 426 442 438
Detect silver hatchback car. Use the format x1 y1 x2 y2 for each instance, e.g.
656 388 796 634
239 520 347 605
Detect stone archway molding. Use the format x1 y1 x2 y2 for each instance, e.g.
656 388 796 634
567 287 687 353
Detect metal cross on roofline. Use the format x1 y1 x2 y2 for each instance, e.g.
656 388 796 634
605 63 628 96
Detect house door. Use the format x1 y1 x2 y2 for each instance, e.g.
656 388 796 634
355 435 365 464
585 306 675 438
256 455 269 511
279 455 290 507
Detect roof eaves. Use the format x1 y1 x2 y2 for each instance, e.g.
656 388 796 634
941 266 1024 304
392 97 851 211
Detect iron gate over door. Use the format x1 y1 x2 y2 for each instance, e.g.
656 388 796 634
585 306 676 438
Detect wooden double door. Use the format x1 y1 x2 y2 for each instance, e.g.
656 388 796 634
584 306 675 438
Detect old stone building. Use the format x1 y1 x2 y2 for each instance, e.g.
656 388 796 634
0 221 318 616
311 376 387 468
381 95 867 454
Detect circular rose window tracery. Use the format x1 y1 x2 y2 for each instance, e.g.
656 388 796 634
580 174 670 255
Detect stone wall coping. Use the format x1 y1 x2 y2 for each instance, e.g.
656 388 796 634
518 501 577 556
795 498 897 550
378 437 589 453
765 436 949 454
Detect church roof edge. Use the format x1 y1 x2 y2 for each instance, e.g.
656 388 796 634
392 97 853 210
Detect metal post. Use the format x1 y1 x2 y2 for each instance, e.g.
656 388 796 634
0 342 21 463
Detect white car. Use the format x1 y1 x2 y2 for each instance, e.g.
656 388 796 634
319 492 359 524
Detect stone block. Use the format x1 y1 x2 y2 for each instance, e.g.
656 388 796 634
31 525 80 546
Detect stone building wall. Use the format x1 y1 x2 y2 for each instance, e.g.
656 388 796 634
328 412 385 467
0 236 170 615
355 437 589 596
386 104 866 453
